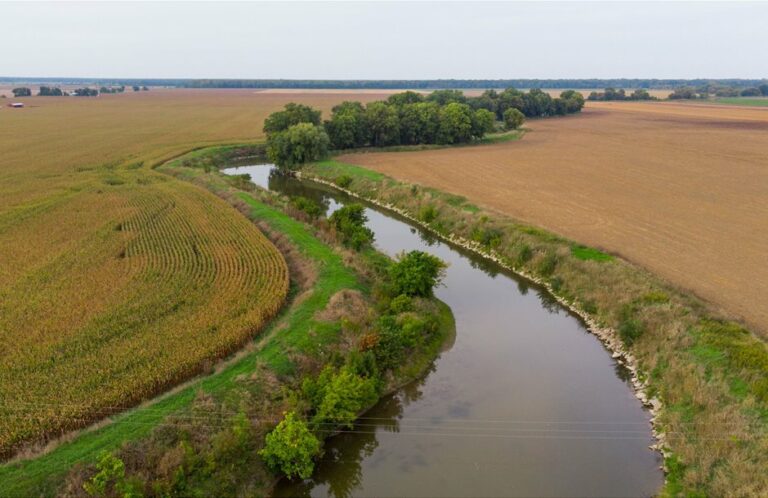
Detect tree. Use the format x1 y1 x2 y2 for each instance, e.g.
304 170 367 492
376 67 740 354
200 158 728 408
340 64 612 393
629 89 651 100
264 103 322 136
760 84 768 96
669 86 699 100
259 412 320 480
426 89 466 105
503 108 525 130
437 102 473 144
389 250 447 297
266 122 329 171
12 87 31 97
740 87 761 97
521 89 554 117
365 102 400 147
386 91 424 106
471 108 496 138
132 85 140 92
559 90 585 112
325 101 368 149
329 203 374 250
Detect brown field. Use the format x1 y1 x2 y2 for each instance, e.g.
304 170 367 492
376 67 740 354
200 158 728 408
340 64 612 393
0 89 391 456
338 100 768 336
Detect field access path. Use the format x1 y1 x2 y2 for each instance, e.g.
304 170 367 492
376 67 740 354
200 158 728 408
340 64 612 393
339 101 768 336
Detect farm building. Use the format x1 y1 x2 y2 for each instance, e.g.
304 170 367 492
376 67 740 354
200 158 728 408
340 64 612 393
9 102 24 108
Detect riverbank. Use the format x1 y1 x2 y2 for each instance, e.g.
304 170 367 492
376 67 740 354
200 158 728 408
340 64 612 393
0 147 454 497
300 159 768 497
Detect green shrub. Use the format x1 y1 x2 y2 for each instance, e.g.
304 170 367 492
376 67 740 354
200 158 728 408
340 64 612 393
537 251 558 277
516 244 533 266
303 366 378 429
259 411 320 479
329 203 374 250
291 196 323 219
389 294 413 313
83 451 143 497
335 175 353 188
618 304 644 346
419 204 438 223
389 250 447 297
472 227 503 248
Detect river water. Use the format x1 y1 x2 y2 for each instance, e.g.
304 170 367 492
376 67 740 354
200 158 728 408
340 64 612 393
223 165 663 498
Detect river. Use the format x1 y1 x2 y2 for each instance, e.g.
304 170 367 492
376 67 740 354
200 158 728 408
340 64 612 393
223 164 663 498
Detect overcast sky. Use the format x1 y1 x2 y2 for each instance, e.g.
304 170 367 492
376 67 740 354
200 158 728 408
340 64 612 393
3 1 767 80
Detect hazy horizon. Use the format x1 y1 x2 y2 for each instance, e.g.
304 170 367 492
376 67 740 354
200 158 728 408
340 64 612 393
3 1 768 80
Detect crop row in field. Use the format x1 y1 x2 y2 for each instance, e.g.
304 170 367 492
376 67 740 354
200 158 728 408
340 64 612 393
0 172 289 458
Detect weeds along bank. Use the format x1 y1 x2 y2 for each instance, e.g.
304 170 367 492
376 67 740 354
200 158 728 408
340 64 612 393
0 146 454 497
299 160 768 497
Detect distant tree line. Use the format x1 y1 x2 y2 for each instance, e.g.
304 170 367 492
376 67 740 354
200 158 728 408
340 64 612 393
264 89 584 170
668 84 768 100
2 77 767 91
587 88 655 101
37 86 64 96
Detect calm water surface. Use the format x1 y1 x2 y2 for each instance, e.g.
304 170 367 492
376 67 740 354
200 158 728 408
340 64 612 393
223 165 663 498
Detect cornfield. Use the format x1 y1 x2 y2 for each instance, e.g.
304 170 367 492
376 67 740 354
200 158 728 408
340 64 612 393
0 89 391 458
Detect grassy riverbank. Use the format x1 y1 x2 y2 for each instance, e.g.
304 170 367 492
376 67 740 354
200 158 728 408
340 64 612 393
0 147 454 497
302 159 768 497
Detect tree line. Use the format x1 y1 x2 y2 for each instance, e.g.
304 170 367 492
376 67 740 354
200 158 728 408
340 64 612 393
264 89 584 169
587 88 656 101
668 84 768 100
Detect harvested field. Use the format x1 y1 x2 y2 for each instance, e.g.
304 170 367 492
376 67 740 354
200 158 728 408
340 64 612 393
0 89 390 457
338 101 768 336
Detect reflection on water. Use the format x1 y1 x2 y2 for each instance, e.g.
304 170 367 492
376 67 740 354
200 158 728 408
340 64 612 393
223 165 663 498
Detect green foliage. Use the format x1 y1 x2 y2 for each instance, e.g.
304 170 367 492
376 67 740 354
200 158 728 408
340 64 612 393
291 196 323 219
259 412 320 480
537 251 558 276
618 304 644 346
329 203 374 250
266 123 330 171
334 174 353 188
437 102 473 144
366 101 400 147
570 245 613 262
83 451 142 498
695 320 768 402
263 103 322 136
516 244 533 266
389 294 413 313
303 366 378 429
471 226 503 248
503 108 525 130
419 204 438 223
389 250 447 297
471 108 496 138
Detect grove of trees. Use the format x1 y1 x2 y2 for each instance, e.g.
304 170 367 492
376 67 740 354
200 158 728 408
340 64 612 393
12 87 31 97
73 88 99 97
264 88 584 170
37 86 64 96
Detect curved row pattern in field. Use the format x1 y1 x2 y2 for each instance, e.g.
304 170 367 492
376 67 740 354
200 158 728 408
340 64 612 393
0 174 289 459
